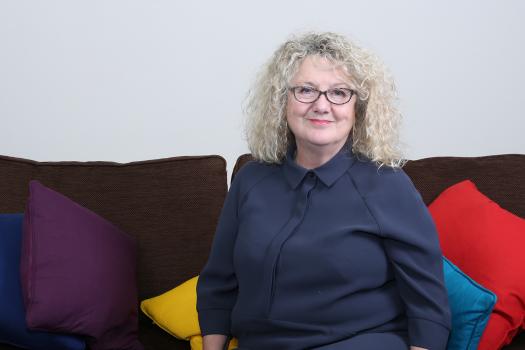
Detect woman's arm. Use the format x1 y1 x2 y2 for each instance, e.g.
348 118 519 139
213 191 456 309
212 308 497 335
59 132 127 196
203 334 228 350
364 169 451 349
197 170 243 340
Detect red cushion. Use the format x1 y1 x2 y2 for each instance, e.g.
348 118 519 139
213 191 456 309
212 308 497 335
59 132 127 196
428 179 525 350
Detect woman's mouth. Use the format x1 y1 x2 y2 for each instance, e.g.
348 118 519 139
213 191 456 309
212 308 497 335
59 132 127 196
308 119 333 125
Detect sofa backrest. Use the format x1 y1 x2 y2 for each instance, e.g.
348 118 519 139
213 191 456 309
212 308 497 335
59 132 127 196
233 153 525 218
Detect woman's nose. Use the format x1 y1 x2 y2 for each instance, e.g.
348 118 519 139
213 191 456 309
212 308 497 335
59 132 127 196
312 93 331 114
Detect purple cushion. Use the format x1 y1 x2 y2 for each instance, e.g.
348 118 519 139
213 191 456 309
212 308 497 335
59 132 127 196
0 214 86 350
20 180 143 350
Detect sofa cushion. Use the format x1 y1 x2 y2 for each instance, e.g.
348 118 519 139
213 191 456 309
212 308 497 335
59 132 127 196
429 179 525 350
0 213 86 350
400 154 525 350
0 154 227 350
21 180 142 350
443 257 496 350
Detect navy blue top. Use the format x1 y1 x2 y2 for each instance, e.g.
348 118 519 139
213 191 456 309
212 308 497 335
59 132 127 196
197 145 451 350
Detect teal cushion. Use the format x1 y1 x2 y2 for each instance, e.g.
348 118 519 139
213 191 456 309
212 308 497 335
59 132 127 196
443 257 497 350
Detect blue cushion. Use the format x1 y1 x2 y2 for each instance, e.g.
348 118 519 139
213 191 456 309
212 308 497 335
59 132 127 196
443 256 497 350
0 214 86 350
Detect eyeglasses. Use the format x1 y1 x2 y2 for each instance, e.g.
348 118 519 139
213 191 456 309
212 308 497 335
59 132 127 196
289 86 355 105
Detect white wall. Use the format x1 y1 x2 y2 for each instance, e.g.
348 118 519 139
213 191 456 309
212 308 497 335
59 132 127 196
1 0 524 182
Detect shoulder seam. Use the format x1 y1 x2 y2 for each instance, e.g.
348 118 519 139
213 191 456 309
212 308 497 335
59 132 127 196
344 169 384 237
238 164 281 208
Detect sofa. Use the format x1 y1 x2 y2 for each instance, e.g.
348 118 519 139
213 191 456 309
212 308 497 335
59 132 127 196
0 152 523 350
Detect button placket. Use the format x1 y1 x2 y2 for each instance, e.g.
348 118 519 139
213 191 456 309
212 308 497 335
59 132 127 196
265 172 317 315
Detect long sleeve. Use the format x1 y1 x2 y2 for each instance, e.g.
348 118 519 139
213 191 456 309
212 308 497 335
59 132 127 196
196 177 240 336
364 169 451 349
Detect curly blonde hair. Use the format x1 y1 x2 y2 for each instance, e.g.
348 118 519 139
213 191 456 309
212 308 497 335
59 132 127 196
244 32 407 169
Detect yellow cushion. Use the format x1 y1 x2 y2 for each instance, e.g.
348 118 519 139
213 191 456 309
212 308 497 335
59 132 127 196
140 275 238 350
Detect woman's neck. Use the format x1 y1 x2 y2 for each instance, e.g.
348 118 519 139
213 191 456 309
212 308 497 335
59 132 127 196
294 141 346 169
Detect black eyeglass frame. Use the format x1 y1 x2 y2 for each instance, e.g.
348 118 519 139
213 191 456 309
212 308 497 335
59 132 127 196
288 86 355 105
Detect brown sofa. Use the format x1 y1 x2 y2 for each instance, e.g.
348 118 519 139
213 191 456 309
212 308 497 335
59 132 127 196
0 152 523 350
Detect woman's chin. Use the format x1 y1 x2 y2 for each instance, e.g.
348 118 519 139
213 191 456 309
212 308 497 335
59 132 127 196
298 138 347 152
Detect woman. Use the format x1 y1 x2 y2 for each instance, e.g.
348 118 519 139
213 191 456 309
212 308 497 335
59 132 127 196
197 32 451 350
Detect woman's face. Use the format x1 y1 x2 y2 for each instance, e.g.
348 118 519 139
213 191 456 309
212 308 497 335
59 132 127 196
286 56 356 157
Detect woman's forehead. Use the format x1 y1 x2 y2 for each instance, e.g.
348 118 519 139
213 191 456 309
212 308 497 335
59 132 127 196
293 55 354 85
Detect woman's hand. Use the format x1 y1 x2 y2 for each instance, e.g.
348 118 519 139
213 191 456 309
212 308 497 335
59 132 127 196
410 347 428 350
203 334 228 350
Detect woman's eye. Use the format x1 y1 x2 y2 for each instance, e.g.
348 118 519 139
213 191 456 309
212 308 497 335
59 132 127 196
331 89 348 97
298 86 315 95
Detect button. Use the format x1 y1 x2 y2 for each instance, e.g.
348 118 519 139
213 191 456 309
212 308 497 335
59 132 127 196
307 172 315 178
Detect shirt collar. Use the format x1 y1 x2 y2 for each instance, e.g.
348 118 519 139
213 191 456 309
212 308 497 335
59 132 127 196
283 141 356 189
